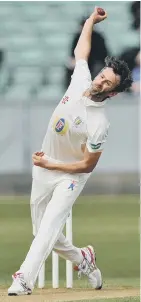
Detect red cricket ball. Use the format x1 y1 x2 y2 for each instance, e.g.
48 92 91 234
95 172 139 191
97 7 105 16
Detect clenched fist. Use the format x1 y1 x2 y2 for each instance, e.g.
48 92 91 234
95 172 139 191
32 151 47 168
93 6 107 24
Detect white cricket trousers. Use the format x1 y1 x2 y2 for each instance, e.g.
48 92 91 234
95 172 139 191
20 176 86 288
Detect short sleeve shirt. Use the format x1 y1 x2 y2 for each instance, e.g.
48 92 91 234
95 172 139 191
33 60 110 181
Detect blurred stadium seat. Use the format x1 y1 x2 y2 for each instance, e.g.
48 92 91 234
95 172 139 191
37 85 63 103
3 85 31 102
13 67 43 87
7 50 47 67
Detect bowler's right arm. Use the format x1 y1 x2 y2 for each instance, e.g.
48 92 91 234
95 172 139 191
74 7 107 62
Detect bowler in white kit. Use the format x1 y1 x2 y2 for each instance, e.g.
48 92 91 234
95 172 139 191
8 7 133 295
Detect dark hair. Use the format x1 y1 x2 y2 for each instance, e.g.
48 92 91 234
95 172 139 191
105 56 133 92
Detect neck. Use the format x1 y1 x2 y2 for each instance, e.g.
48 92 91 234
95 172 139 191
83 89 104 103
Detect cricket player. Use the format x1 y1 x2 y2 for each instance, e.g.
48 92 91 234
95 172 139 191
8 7 133 296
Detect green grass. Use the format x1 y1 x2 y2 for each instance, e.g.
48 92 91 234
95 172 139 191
0 195 139 290
67 299 140 302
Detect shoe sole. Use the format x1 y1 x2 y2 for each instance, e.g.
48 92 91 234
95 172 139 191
96 284 103 290
8 293 31 296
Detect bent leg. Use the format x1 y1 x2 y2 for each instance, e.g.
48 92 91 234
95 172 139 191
54 233 83 264
19 179 85 287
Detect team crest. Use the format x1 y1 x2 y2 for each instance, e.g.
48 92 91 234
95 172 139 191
74 116 83 127
53 117 69 135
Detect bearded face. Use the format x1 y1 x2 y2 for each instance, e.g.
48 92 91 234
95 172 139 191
90 67 121 99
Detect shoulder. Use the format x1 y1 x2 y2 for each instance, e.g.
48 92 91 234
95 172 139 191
88 107 110 127
87 108 110 137
95 113 110 135
99 112 110 129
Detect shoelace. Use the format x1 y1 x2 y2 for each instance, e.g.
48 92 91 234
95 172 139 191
77 255 97 279
12 273 30 291
13 273 23 280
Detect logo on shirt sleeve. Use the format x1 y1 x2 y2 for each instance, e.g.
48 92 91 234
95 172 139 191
53 117 69 135
90 143 101 150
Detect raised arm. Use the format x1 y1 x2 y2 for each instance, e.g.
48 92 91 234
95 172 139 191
74 7 107 62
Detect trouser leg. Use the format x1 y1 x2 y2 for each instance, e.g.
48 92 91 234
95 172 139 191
54 233 83 264
19 179 85 287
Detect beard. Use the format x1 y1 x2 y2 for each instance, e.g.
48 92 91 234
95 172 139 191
90 85 105 99
89 84 109 100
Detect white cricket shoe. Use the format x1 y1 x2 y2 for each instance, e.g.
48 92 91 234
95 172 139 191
8 272 32 296
74 245 102 289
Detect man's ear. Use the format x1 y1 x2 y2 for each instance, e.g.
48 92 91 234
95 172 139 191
108 91 118 98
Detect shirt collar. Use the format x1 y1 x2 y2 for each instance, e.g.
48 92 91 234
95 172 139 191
82 96 107 107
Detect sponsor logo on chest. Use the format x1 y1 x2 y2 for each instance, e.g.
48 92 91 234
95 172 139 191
53 117 69 135
55 119 65 131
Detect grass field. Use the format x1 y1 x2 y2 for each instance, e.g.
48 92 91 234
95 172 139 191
0 194 139 301
68 299 140 302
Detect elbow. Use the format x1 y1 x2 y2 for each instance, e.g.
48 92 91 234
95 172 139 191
84 167 95 174
83 162 96 173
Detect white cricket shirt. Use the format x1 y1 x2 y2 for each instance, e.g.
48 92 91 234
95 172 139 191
33 59 110 182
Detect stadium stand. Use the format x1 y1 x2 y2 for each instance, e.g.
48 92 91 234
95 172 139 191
0 1 139 102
